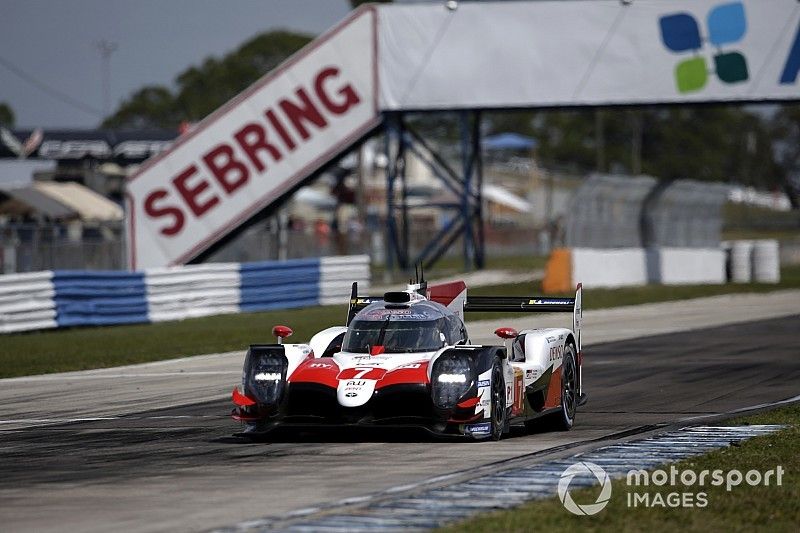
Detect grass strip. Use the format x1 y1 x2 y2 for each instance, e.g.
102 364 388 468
2 265 799 378
438 403 800 532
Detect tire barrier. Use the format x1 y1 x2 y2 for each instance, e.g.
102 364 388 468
0 255 370 334
724 239 781 284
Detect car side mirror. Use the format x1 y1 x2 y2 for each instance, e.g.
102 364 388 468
494 327 518 340
272 325 293 344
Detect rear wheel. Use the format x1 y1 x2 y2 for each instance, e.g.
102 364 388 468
490 359 507 440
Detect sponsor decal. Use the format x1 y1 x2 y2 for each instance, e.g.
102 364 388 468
781 20 800 84
525 369 534 379
529 299 570 305
337 367 387 380
345 392 358 398
0 128 171 161
476 379 490 388
0 127 44 159
343 379 367 392
466 422 491 435
550 345 563 362
659 2 749 93
396 362 423 369
546 336 557 343
363 309 430 320
512 368 524 416
309 362 333 369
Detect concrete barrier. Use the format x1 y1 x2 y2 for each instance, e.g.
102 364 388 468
543 247 728 292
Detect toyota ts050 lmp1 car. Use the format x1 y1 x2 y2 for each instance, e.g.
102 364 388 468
231 277 585 440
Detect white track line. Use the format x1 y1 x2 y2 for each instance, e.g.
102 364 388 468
6 371 237 382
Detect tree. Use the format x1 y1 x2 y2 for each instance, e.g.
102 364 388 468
771 104 800 210
102 86 178 129
103 30 312 129
0 102 14 127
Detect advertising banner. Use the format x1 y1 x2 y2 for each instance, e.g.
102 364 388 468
378 0 800 109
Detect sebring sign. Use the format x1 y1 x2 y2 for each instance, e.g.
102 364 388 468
126 9 377 268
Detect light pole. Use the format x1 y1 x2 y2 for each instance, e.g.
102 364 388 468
95 40 118 117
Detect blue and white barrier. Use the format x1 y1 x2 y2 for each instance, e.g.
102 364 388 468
0 255 370 334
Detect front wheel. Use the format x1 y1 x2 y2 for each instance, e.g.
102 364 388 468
490 359 507 440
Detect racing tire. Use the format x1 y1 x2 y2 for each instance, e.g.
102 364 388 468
553 344 578 431
490 359 507 441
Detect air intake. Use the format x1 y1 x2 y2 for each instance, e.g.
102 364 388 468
384 291 411 307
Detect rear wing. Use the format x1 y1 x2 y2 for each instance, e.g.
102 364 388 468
464 284 583 353
346 280 583 353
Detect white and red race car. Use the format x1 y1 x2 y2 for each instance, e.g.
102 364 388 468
232 278 584 440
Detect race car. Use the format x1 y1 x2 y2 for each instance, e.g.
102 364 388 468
231 275 585 440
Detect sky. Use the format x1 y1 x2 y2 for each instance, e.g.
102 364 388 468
0 0 353 129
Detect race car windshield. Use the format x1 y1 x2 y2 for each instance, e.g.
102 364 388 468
343 319 446 354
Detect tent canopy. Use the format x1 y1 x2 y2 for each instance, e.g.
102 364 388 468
34 182 123 221
483 133 538 151
0 187 77 219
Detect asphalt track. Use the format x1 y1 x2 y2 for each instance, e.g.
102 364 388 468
0 309 799 531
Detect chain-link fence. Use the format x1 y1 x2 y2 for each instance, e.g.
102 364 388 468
1 223 125 273
564 174 730 249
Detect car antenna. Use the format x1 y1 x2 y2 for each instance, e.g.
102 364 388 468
415 262 427 296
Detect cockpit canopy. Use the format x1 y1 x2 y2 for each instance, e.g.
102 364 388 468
342 300 467 354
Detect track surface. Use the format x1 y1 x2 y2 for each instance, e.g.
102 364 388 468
1 314 798 532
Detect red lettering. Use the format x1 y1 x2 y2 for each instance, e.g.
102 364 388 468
202 144 250 194
278 88 328 141
143 188 185 236
233 123 281 172
314 66 361 115
172 164 219 217
265 108 297 152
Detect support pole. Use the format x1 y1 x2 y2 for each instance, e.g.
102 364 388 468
384 113 399 273
473 110 485 269
460 111 475 272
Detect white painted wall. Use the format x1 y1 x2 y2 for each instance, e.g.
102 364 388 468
571 247 726 288
571 248 648 288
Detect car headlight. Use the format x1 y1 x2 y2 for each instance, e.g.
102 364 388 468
431 352 474 409
244 345 288 406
